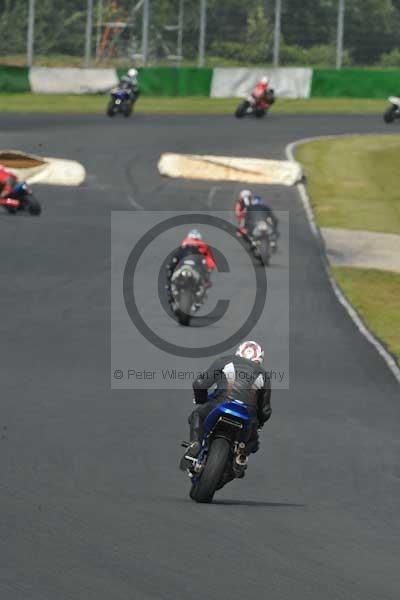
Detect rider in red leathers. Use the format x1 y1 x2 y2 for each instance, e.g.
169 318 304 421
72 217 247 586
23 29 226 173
235 190 279 243
235 189 253 229
252 76 274 106
166 229 216 302
180 230 216 272
0 164 20 208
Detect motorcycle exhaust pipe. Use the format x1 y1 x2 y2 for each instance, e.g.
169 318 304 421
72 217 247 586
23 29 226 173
235 443 248 467
236 454 248 466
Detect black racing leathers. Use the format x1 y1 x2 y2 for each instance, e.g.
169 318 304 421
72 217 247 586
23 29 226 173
166 246 208 281
189 355 272 452
244 204 278 232
120 76 140 100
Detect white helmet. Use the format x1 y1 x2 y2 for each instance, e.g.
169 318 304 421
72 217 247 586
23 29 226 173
187 229 202 240
261 76 268 85
236 341 264 364
128 68 138 78
239 189 253 206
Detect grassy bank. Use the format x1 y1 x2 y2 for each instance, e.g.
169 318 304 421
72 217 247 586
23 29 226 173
296 135 400 235
0 94 387 115
297 135 400 366
333 267 400 362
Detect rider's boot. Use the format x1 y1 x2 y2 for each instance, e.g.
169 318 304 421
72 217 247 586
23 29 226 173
179 413 202 471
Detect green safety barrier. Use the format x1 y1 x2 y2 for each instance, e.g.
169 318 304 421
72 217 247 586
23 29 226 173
0 66 30 93
2 64 400 98
311 69 400 99
118 67 213 97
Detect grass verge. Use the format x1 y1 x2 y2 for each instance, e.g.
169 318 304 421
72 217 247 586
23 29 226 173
296 135 400 235
297 135 400 367
0 94 387 115
332 267 400 362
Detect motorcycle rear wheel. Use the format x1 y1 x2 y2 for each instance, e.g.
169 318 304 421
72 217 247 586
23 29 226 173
190 437 230 503
107 100 116 117
122 102 132 117
258 238 270 266
383 105 396 123
176 288 193 326
27 194 41 216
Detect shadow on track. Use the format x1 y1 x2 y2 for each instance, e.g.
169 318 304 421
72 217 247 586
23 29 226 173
211 500 306 508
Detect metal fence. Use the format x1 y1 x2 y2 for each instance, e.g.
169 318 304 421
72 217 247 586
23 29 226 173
1 0 399 69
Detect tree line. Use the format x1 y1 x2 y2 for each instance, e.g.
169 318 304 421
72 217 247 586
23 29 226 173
1 0 400 66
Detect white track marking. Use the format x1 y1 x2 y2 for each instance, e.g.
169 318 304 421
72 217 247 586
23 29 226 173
286 137 400 385
128 194 144 210
207 186 220 207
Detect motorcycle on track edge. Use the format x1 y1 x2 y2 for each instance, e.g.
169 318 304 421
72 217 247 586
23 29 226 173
235 89 275 119
383 96 400 123
107 87 136 118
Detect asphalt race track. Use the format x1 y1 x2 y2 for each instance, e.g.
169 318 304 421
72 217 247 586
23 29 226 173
1 112 399 600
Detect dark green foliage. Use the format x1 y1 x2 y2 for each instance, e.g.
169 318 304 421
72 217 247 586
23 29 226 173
1 0 400 66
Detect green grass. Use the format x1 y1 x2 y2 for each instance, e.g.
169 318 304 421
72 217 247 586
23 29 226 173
332 267 400 362
0 93 387 115
297 135 400 366
296 135 400 235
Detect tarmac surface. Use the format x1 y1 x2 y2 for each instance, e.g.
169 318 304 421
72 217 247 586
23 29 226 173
1 112 399 600
321 227 400 273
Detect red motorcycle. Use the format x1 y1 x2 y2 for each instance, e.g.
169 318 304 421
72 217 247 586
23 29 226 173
235 89 275 119
0 182 41 215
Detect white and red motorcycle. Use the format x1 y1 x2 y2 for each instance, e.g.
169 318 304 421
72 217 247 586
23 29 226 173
383 96 400 123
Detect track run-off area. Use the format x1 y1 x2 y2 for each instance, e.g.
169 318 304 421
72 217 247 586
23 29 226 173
1 112 399 600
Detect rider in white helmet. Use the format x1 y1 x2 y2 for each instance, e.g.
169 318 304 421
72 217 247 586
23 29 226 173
128 68 138 81
165 229 216 304
180 340 272 470
120 67 140 100
235 189 253 227
252 75 275 107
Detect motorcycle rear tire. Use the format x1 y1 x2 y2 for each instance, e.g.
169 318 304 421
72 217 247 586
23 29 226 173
190 437 230 503
255 108 265 119
107 101 116 117
27 194 41 216
383 106 396 123
259 238 270 266
122 102 132 117
176 288 192 326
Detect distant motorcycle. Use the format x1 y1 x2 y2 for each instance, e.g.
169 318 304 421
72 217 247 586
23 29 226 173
383 96 400 123
235 89 275 119
169 255 207 326
0 182 41 216
183 398 252 503
244 217 277 266
107 87 136 117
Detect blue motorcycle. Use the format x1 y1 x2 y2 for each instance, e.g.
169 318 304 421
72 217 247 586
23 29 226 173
184 399 252 503
107 87 135 118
